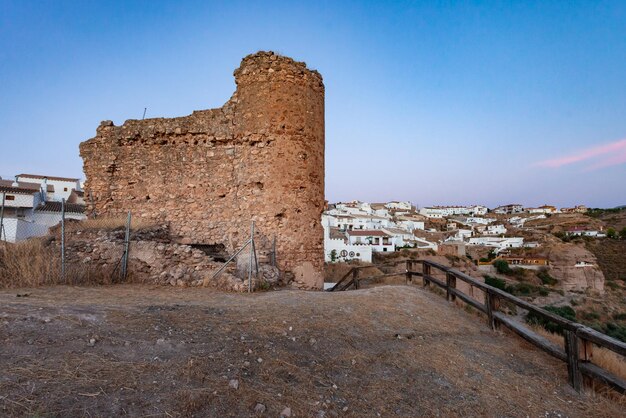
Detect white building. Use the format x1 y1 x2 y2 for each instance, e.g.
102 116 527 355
566 227 604 237
346 230 395 252
322 216 372 263
484 224 507 236
385 201 412 211
527 205 558 214
16 174 82 202
467 237 524 252
419 205 487 218
1 178 85 243
396 219 425 232
493 204 524 215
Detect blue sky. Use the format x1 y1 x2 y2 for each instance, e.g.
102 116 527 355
1 1 625 208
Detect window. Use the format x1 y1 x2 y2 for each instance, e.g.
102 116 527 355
5 195 15 201
64 187 68 192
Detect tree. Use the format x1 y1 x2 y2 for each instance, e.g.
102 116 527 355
330 249 337 262
607 227 617 239
493 259 512 274
620 227 626 240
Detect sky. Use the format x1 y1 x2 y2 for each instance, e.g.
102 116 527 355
1 1 625 208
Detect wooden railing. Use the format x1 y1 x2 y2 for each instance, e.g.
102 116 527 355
328 259 626 394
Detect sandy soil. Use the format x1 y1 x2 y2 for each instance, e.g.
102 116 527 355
0 285 622 417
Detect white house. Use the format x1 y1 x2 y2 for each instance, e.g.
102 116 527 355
1 178 85 243
419 205 487 218
467 237 524 253
493 204 524 214
468 205 488 216
346 230 395 252
322 216 373 262
484 224 507 235
17 174 82 202
385 201 412 211
527 205 558 214
566 227 604 237
382 227 416 247
396 219 425 232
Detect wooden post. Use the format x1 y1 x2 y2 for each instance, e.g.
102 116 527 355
446 272 456 301
406 260 412 285
422 262 431 287
485 291 500 330
579 338 593 362
565 330 582 392
352 269 359 290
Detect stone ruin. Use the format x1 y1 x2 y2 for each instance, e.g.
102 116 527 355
79 51 325 289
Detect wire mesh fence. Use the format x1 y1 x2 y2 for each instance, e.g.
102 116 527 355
1 197 277 291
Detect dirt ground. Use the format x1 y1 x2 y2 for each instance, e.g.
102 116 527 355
0 285 623 417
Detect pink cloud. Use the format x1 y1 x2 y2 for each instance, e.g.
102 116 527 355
535 138 626 169
584 147 626 171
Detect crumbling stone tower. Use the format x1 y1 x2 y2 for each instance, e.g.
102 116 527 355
80 51 325 289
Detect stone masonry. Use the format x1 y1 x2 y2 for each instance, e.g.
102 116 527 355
79 51 325 289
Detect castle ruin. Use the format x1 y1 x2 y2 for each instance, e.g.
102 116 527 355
79 51 325 289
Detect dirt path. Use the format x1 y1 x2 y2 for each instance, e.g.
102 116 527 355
0 285 621 417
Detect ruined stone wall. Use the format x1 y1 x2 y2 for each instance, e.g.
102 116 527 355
79 51 325 289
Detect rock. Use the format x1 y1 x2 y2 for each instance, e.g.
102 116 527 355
254 403 266 414
88 338 97 346
280 407 292 417
229 379 239 390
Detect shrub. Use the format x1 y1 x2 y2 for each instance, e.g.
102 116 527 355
612 312 626 321
493 259 512 274
526 305 576 335
607 227 617 239
599 322 626 342
581 311 601 321
537 269 557 286
484 275 506 291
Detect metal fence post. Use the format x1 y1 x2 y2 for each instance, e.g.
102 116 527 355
271 236 276 267
0 192 5 242
61 198 66 281
248 221 255 293
121 211 131 280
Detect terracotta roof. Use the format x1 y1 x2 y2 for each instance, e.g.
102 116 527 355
346 230 389 237
18 173 80 182
36 201 85 214
0 180 41 195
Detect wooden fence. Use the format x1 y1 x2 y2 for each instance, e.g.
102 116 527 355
327 259 626 394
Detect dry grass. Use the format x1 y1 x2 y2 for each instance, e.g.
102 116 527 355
0 239 117 289
0 239 60 288
533 326 626 381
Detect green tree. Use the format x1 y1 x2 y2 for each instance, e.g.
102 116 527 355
619 227 626 240
493 259 512 274
607 227 617 239
330 249 337 262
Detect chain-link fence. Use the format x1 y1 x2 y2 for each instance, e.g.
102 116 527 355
1 196 279 290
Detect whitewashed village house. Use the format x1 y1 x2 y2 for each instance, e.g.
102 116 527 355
0 175 85 243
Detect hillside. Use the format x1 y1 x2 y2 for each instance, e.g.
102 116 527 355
1 285 622 417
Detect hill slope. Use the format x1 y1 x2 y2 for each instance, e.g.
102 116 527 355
0 285 622 417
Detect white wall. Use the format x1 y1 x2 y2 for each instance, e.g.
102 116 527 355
1 192 36 208
325 238 372 263
16 176 81 202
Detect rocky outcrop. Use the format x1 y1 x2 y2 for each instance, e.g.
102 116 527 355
545 242 605 293
60 225 283 292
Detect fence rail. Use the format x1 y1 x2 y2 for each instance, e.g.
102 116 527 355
327 259 626 394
